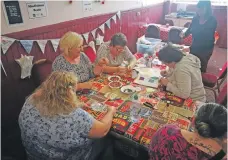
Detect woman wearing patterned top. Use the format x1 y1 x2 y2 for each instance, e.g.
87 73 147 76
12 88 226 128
52 32 105 90
19 71 116 160
149 103 227 160
95 33 137 74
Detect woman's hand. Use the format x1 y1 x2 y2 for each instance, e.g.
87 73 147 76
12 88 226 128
117 66 128 73
159 78 169 86
77 82 93 90
93 65 103 76
160 70 167 77
98 58 109 66
108 106 117 115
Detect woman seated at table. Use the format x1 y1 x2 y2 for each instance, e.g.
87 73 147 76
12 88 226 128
149 103 227 160
19 71 116 160
95 33 137 74
52 31 105 90
159 44 206 102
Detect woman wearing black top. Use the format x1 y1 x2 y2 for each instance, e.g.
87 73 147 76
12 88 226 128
180 0 217 72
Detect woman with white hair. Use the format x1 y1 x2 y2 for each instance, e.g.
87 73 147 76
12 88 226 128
52 32 105 90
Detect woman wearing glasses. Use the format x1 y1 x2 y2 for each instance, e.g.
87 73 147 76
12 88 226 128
95 33 137 74
52 32 105 90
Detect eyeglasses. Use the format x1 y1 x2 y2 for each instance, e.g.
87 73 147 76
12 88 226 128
115 46 124 53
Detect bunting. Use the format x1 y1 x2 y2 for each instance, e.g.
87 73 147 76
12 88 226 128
99 24 105 34
1 36 16 54
91 29 96 39
50 39 60 52
20 40 34 54
83 32 89 44
0 11 121 55
112 15 117 24
37 40 47 54
105 19 111 29
117 11 121 19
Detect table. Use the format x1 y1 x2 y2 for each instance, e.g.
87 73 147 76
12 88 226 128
138 24 192 46
165 12 194 27
77 68 198 151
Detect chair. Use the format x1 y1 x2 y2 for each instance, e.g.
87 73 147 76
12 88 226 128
168 28 182 44
32 59 53 87
216 83 227 106
164 19 174 26
84 46 96 63
184 22 191 28
202 62 227 98
145 25 160 39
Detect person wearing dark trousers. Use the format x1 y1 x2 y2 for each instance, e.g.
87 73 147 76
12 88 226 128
180 0 217 72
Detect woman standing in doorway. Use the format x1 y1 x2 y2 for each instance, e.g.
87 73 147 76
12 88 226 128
180 0 217 72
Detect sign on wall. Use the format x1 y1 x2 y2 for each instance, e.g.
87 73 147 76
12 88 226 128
83 1 93 12
2 1 23 26
26 1 48 19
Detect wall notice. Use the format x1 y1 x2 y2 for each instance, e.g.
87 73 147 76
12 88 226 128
26 1 48 19
2 1 23 26
83 1 93 12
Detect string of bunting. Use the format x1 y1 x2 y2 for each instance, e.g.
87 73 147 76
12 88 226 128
1 11 121 55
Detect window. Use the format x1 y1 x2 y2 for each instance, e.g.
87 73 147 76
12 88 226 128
171 0 228 6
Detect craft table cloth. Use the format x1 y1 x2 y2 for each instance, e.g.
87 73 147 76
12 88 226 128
77 72 199 149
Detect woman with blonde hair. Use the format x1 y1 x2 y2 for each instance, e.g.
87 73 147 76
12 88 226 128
19 71 116 160
52 32 105 90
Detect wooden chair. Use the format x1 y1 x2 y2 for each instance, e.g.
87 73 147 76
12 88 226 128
202 62 227 98
145 25 160 39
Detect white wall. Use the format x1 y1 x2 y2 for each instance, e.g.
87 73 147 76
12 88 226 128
1 0 144 34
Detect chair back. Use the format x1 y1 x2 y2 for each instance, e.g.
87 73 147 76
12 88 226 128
216 83 227 106
168 28 182 44
145 25 160 39
32 59 52 87
218 62 227 80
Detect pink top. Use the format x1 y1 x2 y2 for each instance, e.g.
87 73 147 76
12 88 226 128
149 124 212 160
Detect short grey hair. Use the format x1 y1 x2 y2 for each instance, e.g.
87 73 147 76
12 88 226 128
110 33 127 47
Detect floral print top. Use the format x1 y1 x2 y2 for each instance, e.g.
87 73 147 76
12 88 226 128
149 124 212 160
18 99 94 160
52 53 94 83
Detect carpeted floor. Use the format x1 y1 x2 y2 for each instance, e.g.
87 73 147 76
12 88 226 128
205 45 227 103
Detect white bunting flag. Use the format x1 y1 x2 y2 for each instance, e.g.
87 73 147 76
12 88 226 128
20 40 34 54
37 40 47 54
99 24 105 34
117 11 121 19
83 32 89 44
112 15 117 24
50 39 60 52
91 29 97 39
105 19 111 29
1 36 16 54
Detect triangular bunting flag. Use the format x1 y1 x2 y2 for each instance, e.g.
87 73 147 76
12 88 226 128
105 19 111 29
117 11 121 19
112 15 117 24
20 40 34 54
37 40 47 54
1 36 16 54
99 24 105 34
83 32 89 44
91 29 97 39
50 39 60 52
